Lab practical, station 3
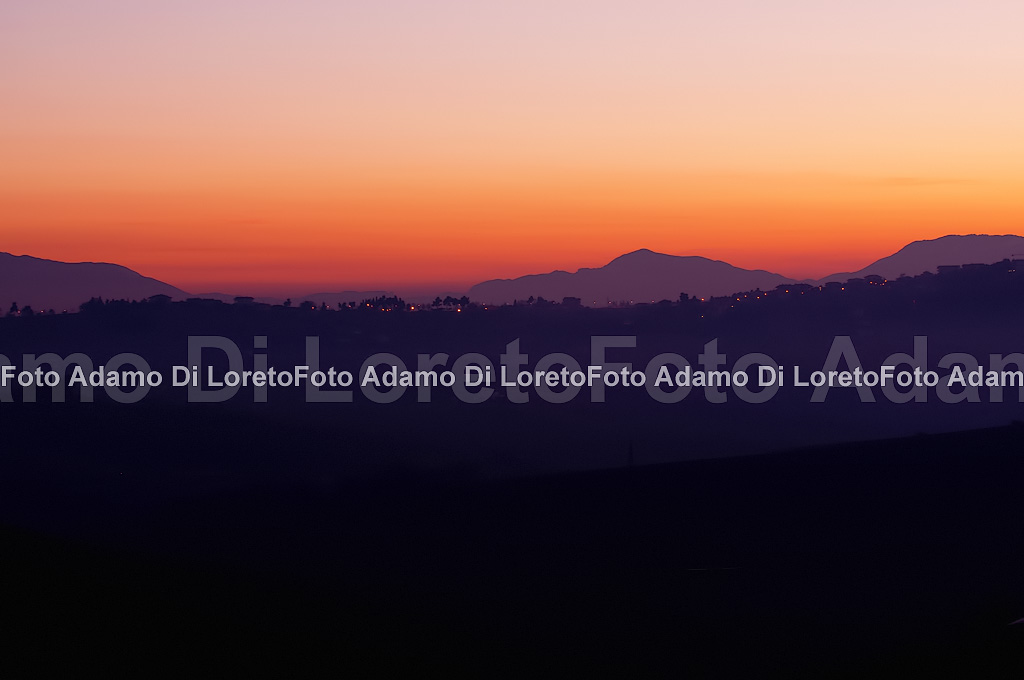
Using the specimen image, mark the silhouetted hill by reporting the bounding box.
[0,252,189,313]
[818,234,1024,283]
[469,249,799,305]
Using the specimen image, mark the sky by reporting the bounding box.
[3,1,1024,295]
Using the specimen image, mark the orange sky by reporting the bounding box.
[3,2,1023,295]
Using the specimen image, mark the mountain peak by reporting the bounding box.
[606,248,669,265]
[608,248,711,266]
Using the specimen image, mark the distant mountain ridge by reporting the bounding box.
[469,235,1024,305]
[0,252,189,313]
[0,252,397,312]
[469,249,800,305]
[816,234,1024,283]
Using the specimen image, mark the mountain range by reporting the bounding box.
[469,234,1024,305]
[3,234,1023,312]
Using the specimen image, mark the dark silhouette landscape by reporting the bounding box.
[3,244,1024,674]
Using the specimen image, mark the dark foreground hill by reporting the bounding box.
[3,423,1023,676]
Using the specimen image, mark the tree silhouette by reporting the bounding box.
[7,302,18,317]
[360,295,407,311]
[79,297,105,314]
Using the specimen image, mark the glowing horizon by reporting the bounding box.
[4,2,1024,294]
